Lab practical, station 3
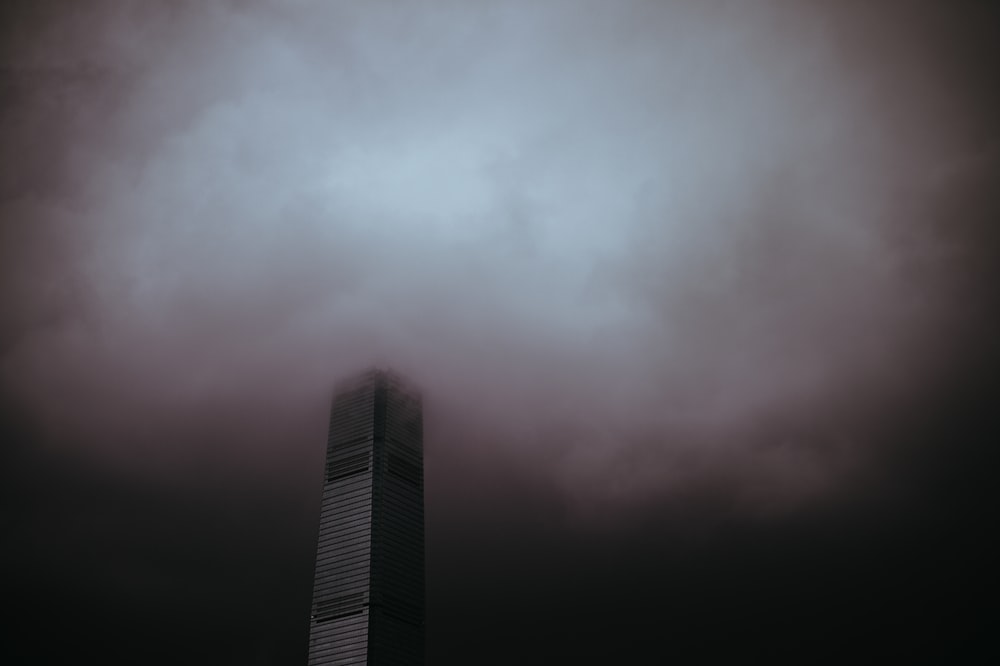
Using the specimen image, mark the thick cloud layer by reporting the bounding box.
[4,0,989,507]
[2,1,998,663]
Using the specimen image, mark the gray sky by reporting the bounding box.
[2,2,998,661]
[3,0,986,517]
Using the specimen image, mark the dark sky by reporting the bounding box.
[2,1,998,663]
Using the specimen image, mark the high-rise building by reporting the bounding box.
[307,368,425,665]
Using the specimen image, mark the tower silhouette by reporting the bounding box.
[307,368,424,665]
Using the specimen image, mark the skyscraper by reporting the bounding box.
[307,368,425,665]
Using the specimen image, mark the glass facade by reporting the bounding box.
[308,368,425,665]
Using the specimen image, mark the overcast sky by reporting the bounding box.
[2,1,998,663]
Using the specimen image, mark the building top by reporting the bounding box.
[333,365,422,399]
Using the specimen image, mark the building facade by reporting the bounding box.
[307,368,425,665]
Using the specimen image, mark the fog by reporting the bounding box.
[5,1,987,522]
[3,1,998,663]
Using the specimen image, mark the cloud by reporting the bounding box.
[1,0,993,522]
